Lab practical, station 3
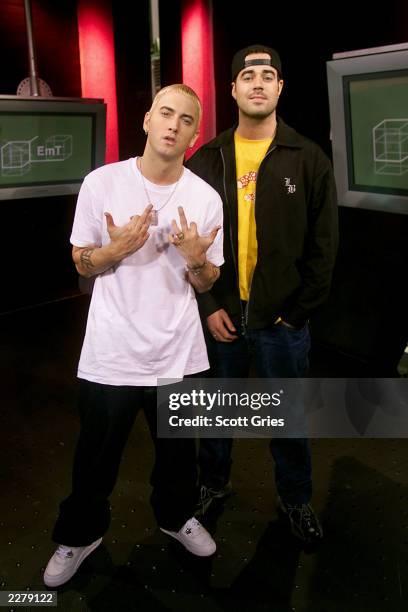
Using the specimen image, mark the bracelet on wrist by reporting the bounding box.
[186,260,207,276]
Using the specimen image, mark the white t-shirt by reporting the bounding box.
[70,157,224,386]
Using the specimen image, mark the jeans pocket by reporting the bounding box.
[276,319,308,333]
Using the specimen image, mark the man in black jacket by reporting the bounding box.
[186,45,338,544]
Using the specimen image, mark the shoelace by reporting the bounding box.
[199,486,212,501]
[56,545,73,558]
[287,504,316,533]
[198,486,211,513]
[299,506,316,532]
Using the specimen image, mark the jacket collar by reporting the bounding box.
[204,116,303,150]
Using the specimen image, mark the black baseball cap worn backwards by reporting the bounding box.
[231,45,282,81]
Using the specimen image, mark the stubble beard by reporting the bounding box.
[239,96,278,121]
[240,106,276,121]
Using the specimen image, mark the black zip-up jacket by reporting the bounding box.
[186,118,339,330]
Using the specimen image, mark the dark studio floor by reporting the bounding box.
[0,295,407,612]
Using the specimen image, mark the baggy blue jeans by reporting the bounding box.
[198,321,312,505]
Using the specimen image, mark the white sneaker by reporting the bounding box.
[43,538,102,587]
[160,517,216,556]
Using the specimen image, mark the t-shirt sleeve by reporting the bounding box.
[202,192,224,267]
[70,180,103,247]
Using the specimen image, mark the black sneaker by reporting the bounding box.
[278,498,323,544]
[195,482,233,516]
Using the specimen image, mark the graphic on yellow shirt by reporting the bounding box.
[235,133,272,301]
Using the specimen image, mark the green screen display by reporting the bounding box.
[345,71,408,195]
[0,113,94,187]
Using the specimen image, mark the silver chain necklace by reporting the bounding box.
[138,157,183,226]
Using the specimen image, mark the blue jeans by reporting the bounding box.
[198,321,312,505]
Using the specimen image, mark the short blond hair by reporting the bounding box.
[150,84,202,124]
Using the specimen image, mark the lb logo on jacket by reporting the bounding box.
[284,177,296,194]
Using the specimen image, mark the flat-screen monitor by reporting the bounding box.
[326,43,408,214]
[0,96,106,200]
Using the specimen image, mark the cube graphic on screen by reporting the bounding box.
[1,134,74,177]
[373,119,408,176]
[327,43,408,214]
[0,96,106,200]
[44,134,73,160]
[1,140,31,175]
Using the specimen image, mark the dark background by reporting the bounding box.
[0,0,407,373]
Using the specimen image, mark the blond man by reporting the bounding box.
[44,85,223,587]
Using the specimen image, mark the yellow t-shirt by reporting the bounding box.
[235,132,272,301]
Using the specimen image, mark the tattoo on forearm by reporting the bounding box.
[80,248,95,270]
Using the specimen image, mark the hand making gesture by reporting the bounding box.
[169,206,221,269]
[104,204,153,259]
[73,204,153,278]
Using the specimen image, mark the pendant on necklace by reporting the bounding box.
[150,209,159,226]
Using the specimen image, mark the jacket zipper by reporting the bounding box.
[220,148,246,334]
[245,144,277,327]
